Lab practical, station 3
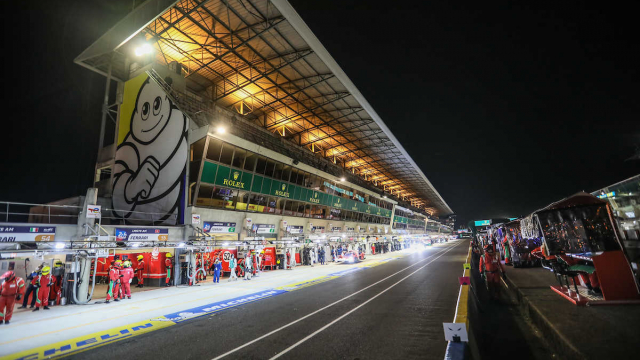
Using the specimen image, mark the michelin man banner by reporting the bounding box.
[112,72,187,224]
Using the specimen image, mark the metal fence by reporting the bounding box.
[0,201,178,226]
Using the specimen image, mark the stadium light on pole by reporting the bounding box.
[134,43,153,57]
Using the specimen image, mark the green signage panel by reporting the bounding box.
[333,196,344,208]
[307,190,321,205]
[272,180,291,198]
[251,175,264,193]
[474,220,491,226]
[214,166,251,190]
[262,178,273,196]
[200,162,218,184]
[200,161,392,219]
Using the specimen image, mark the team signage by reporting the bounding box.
[308,191,321,204]
[203,222,236,233]
[332,227,342,232]
[115,228,169,242]
[474,220,491,226]
[311,226,325,233]
[191,214,201,225]
[273,183,290,198]
[287,225,304,234]
[323,181,353,196]
[223,170,246,189]
[0,226,56,242]
[256,224,276,234]
[86,205,102,219]
[597,191,615,199]
[346,227,355,232]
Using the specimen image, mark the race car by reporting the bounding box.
[337,250,365,263]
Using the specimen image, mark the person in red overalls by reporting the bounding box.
[196,255,206,282]
[1,271,25,324]
[136,255,145,288]
[106,260,122,303]
[33,266,52,311]
[252,251,258,276]
[503,235,511,266]
[121,260,134,299]
[165,253,173,287]
[204,256,211,276]
[479,245,504,300]
[48,260,64,306]
[285,250,291,270]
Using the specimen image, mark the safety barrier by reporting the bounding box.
[444,242,477,360]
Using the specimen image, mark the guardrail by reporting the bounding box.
[444,242,475,360]
[0,201,178,225]
[1,201,82,224]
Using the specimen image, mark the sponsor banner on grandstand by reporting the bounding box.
[287,225,304,234]
[255,224,276,234]
[115,228,169,242]
[203,221,236,233]
[0,226,56,242]
[112,71,187,225]
[86,205,102,219]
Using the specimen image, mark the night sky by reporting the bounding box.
[4,0,639,227]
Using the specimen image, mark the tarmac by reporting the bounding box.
[503,263,640,360]
[0,241,467,360]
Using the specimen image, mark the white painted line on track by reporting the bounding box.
[210,242,461,360]
[269,242,464,359]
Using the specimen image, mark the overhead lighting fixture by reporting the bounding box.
[134,43,153,57]
[340,177,345,182]
[54,243,65,249]
[216,126,226,134]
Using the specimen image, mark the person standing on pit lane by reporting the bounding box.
[19,264,42,309]
[213,257,222,283]
[165,253,174,287]
[479,245,505,300]
[135,255,145,288]
[121,261,134,299]
[33,266,53,311]
[228,255,238,281]
[1,271,25,324]
[244,254,252,281]
[106,260,122,303]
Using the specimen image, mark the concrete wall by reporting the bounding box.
[190,206,407,241]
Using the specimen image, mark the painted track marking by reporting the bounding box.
[211,243,460,360]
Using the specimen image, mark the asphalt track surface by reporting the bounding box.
[71,241,468,360]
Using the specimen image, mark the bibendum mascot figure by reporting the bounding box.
[112,77,188,224]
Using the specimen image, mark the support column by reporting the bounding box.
[77,256,92,303]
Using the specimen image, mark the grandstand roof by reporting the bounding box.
[75,0,453,216]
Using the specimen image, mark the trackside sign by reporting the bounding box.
[0,226,56,242]
[159,289,287,323]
